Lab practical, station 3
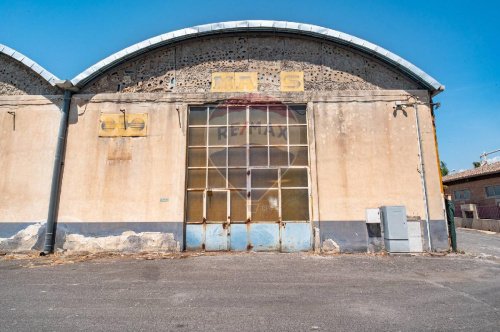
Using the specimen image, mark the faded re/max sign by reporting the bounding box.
[211,71,304,92]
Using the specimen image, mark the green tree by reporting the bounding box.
[440,161,449,176]
[472,161,481,168]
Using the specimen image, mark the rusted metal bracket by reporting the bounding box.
[7,111,15,131]
[119,109,127,130]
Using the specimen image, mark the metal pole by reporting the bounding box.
[41,89,73,255]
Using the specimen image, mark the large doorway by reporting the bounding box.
[185,103,311,251]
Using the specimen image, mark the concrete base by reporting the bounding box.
[319,221,369,253]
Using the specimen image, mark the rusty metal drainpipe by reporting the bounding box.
[414,102,432,252]
[41,89,73,255]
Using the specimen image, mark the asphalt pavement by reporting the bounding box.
[0,228,499,332]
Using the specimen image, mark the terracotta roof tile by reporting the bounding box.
[442,161,500,183]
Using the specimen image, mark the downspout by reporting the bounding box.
[414,102,432,252]
[41,86,74,255]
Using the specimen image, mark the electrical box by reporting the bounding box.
[380,206,410,253]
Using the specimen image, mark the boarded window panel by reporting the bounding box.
[251,189,279,222]
[282,189,309,221]
[269,106,287,124]
[288,105,307,124]
[189,107,207,126]
[188,148,206,167]
[231,190,247,222]
[289,126,307,144]
[228,168,247,188]
[228,126,246,145]
[187,191,203,222]
[250,147,268,166]
[251,169,278,188]
[281,168,308,187]
[228,106,246,125]
[187,169,206,189]
[289,146,308,166]
[249,106,267,125]
[269,147,288,166]
[209,107,227,125]
[209,127,227,146]
[188,127,206,146]
[206,191,227,221]
[249,126,267,145]
[208,147,226,167]
[268,126,287,145]
[208,168,226,188]
[228,147,246,166]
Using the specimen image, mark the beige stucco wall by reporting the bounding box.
[58,94,186,223]
[0,95,63,222]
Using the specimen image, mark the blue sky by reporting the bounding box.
[1,0,498,171]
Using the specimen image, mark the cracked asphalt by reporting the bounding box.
[0,228,499,331]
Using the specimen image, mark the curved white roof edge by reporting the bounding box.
[0,44,59,85]
[70,20,444,94]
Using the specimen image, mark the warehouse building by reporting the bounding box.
[0,21,448,253]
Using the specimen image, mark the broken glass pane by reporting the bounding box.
[189,107,207,126]
[250,147,268,166]
[206,191,227,221]
[186,191,203,222]
[251,189,279,222]
[251,169,278,188]
[231,190,247,222]
[209,106,227,125]
[289,146,308,166]
[281,168,308,187]
[228,147,246,166]
[249,126,267,145]
[188,147,206,167]
[188,127,206,146]
[207,168,226,188]
[281,189,309,221]
[208,147,226,167]
[249,106,267,125]
[228,168,247,188]
[187,169,206,189]
[228,106,246,125]
[209,127,227,146]
[289,126,307,144]
[269,147,288,166]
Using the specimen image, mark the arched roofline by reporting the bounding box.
[0,44,59,86]
[71,20,444,94]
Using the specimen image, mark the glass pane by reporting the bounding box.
[288,105,307,124]
[228,168,247,188]
[209,106,227,125]
[228,106,246,125]
[231,190,247,222]
[252,169,278,188]
[189,107,207,126]
[249,126,267,145]
[251,189,279,222]
[495,185,500,196]
[269,105,287,124]
[250,147,268,166]
[188,127,206,146]
[281,168,308,187]
[228,126,246,145]
[187,169,206,189]
[281,189,309,221]
[228,147,246,166]
[289,146,308,166]
[269,147,288,166]
[209,127,227,146]
[249,106,267,125]
[186,191,203,222]
[269,126,287,145]
[486,187,495,197]
[188,148,206,167]
[208,168,226,188]
[289,126,307,144]
[208,147,226,167]
[206,191,227,221]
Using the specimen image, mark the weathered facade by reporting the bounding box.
[0,21,448,253]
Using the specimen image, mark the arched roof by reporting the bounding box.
[0,44,59,85]
[71,20,444,94]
